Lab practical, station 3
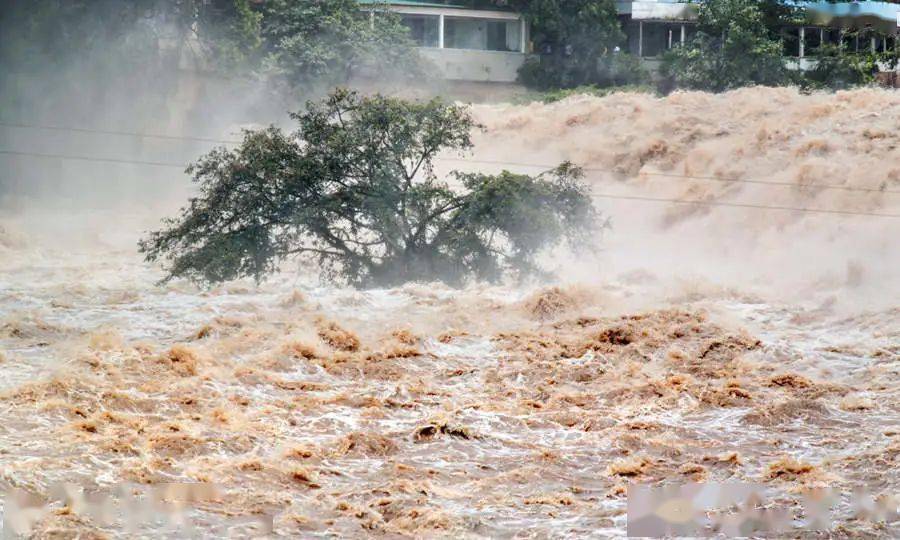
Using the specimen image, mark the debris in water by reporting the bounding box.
[87,329,123,351]
[523,493,575,506]
[678,462,708,481]
[413,419,477,442]
[702,451,743,466]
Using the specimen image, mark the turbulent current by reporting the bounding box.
[0,87,898,537]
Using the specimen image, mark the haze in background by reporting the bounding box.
[464,87,900,310]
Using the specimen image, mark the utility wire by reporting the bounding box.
[590,193,900,218]
[0,120,241,145]
[1,148,898,218]
[437,156,900,195]
[2,120,897,194]
[0,149,188,169]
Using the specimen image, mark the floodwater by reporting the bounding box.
[1,87,899,537]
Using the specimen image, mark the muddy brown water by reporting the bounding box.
[0,247,896,538]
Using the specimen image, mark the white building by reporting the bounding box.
[360,0,529,83]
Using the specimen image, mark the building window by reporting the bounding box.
[400,14,440,47]
[641,23,669,57]
[627,22,693,58]
[445,18,521,51]
[486,20,508,51]
[805,27,822,55]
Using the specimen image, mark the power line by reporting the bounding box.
[0,149,188,169]
[0,121,241,146]
[437,156,900,195]
[610,169,898,195]
[590,193,900,218]
[2,120,896,195]
[1,148,898,218]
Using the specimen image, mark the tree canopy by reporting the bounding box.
[140,90,599,287]
[660,0,794,92]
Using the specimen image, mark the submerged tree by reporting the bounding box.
[140,90,599,287]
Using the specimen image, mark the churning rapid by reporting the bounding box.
[1,87,898,537]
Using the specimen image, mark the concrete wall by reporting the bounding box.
[419,48,526,83]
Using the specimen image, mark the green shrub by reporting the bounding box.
[518,57,566,90]
[660,0,794,92]
[804,40,899,90]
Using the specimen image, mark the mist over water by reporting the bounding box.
[465,87,900,311]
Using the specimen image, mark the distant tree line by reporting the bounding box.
[660,0,899,92]
[472,0,898,92]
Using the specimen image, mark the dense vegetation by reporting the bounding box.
[805,41,899,89]
[660,0,793,92]
[660,0,898,92]
[502,0,897,93]
[140,90,599,287]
